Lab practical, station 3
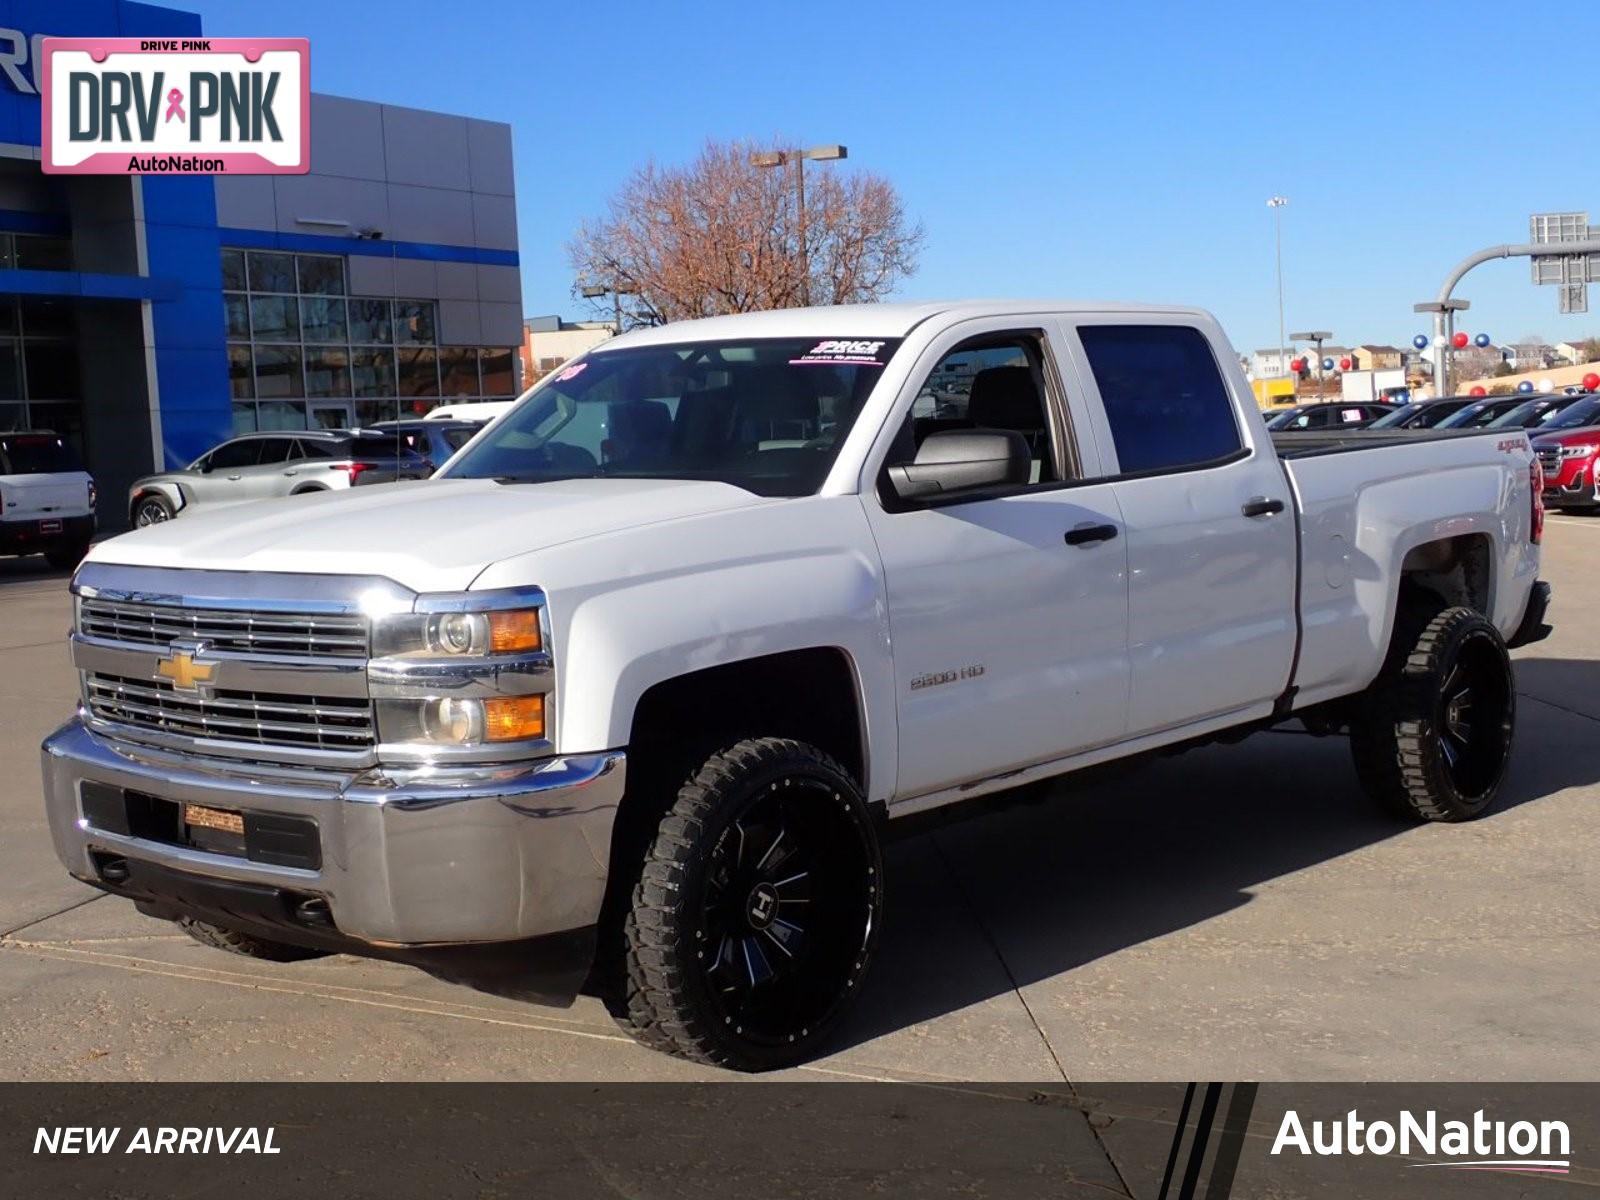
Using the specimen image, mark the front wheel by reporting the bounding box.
[616,737,882,1071]
[1350,605,1515,822]
[131,494,174,527]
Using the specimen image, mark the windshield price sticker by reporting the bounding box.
[41,37,309,175]
[790,339,892,366]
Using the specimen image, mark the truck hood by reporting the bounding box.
[88,477,775,593]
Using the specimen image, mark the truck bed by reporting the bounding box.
[1270,426,1513,459]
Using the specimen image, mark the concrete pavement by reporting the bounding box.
[2,519,1597,1081]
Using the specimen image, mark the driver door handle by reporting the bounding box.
[283,470,298,477]
[1064,522,1119,547]
[1241,496,1285,518]
[225,474,243,481]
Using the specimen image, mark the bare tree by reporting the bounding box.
[569,140,923,326]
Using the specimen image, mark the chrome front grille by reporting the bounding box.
[1537,448,1561,478]
[79,598,368,659]
[86,672,376,751]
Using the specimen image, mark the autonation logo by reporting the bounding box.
[1272,1108,1572,1175]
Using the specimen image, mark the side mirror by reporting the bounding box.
[886,429,1031,502]
[196,459,213,474]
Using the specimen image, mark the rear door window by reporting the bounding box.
[0,434,82,474]
[254,437,296,464]
[206,440,263,470]
[1077,325,1243,474]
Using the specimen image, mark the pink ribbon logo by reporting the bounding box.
[164,88,185,123]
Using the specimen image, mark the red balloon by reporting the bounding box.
[1289,358,1305,372]
[1584,372,1600,392]
[1469,386,1487,397]
[1338,357,1351,371]
[1452,331,1469,349]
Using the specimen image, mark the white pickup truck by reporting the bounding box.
[42,301,1552,1071]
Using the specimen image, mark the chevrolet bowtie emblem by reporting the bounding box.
[156,650,215,692]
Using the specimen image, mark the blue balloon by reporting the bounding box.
[1517,381,1535,393]
[1321,357,1335,371]
[1473,332,1491,348]
[1412,334,1429,350]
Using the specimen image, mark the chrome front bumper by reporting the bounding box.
[41,716,625,946]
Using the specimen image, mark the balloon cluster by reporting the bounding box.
[1413,331,1491,351]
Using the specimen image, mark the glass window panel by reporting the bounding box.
[254,346,303,398]
[250,295,299,342]
[247,251,297,293]
[354,399,402,427]
[349,298,392,344]
[397,346,439,397]
[395,300,436,345]
[0,235,13,271]
[24,342,80,398]
[221,248,246,291]
[0,299,17,336]
[0,402,25,431]
[304,347,352,398]
[300,296,347,344]
[20,298,73,337]
[256,401,308,430]
[480,347,515,396]
[0,343,19,400]
[227,344,254,399]
[14,235,72,271]
[351,347,395,399]
[231,402,258,435]
[297,255,345,295]
[224,294,250,339]
[27,402,84,446]
[439,347,478,398]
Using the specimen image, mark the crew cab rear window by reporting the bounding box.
[1077,325,1243,475]
[0,434,82,474]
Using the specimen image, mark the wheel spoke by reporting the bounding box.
[760,927,795,959]
[754,826,786,872]
[773,870,809,891]
[1440,736,1458,767]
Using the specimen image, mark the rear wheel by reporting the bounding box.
[616,737,882,1071]
[1350,605,1515,822]
[131,494,174,527]
[177,917,331,963]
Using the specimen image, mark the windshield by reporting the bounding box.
[1263,407,1304,430]
[1488,397,1577,428]
[1537,395,1600,431]
[1369,399,1468,429]
[443,336,901,497]
[1438,400,1509,428]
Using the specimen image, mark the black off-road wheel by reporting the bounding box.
[616,737,882,1071]
[1350,605,1515,822]
[176,917,331,963]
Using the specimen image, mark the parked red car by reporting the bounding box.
[1530,395,1600,511]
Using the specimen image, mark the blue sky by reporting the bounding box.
[189,0,1600,354]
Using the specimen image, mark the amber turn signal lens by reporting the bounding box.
[483,695,544,742]
[488,610,542,653]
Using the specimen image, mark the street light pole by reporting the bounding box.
[1268,197,1288,378]
[579,280,638,335]
[750,144,848,307]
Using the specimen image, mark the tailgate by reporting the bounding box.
[2,473,89,520]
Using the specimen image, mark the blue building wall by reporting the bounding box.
[0,0,231,468]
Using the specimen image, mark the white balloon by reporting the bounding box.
[1433,335,1450,349]
[1537,378,1555,393]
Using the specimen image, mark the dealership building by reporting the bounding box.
[0,0,522,519]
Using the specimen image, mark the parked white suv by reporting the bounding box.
[127,429,432,526]
[0,430,95,569]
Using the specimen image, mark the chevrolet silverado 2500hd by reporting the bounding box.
[42,302,1553,1071]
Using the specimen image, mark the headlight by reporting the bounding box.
[368,588,552,759]
[378,695,546,747]
[1560,445,1595,458]
[374,607,542,658]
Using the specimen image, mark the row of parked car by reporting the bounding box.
[0,402,515,571]
[1263,391,1600,512]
